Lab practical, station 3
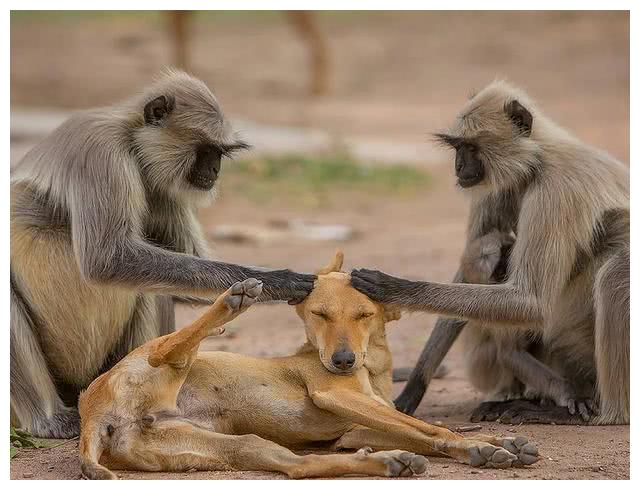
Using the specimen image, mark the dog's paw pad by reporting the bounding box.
[225,279,263,311]
[470,444,518,469]
[494,436,540,467]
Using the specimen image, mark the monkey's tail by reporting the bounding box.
[392,364,449,383]
[79,420,117,480]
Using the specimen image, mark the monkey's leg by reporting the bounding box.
[10,284,79,438]
[593,248,629,425]
[101,418,427,479]
[472,348,596,424]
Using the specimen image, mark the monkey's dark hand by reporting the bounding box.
[249,269,316,305]
[351,268,417,305]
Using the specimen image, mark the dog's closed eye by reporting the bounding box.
[357,312,374,320]
[311,310,329,320]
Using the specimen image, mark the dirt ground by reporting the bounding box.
[9,11,629,480]
[9,163,630,480]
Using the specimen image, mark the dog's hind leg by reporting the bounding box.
[147,278,263,369]
[104,417,427,478]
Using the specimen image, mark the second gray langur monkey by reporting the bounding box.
[396,223,586,422]
[352,80,629,425]
[10,70,315,438]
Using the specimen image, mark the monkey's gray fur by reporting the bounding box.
[353,80,629,425]
[10,70,314,438]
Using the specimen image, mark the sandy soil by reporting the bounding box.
[9,11,629,480]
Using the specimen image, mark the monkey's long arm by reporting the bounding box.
[351,271,542,326]
[68,152,313,303]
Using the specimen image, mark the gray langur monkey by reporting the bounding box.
[10,70,315,438]
[352,80,629,425]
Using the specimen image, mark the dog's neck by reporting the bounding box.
[296,325,394,403]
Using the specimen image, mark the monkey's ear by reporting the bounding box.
[505,99,533,137]
[144,95,175,125]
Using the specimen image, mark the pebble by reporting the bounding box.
[22,472,34,479]
[470,470,482,474]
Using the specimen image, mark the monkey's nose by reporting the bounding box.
[331,350,356,371]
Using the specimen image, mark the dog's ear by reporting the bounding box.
[316,250,344,275]
[383,306,402,323]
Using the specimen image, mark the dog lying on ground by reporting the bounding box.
[79,252,539,479]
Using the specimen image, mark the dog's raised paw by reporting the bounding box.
[369,450,428,477]
[224,278,263,312]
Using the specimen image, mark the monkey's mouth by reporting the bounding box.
[188,170,218,190]
[457,174,484,188]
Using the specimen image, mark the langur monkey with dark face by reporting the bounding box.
[10,71,315,438]
[352,81,629,425]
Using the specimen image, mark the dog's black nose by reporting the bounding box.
[331,349,356,371]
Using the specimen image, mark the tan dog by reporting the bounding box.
[78,252,539,479]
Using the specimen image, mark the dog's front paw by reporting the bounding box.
[224,278,263,312]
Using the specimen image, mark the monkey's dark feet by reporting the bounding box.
[28,406,80,439]
[567,397,599,422]
[253,269,316,305]
[350,269,415,305]
[470,400,526,423]
[471,399,588,425]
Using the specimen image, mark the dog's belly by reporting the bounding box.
[178,353,355,447]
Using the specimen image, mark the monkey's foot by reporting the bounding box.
[29,406,80,439]
[467,443,520,469]
[358,447,428,477]
[489,436,540,467]
[566,398,599,422]
[471,399,586,425]
[224,278,263,312]
[471,400,525,422]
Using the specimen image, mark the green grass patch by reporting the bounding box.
[220,153,429,206]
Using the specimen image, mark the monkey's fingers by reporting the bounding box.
[567,398,596,422]
[350,269,402,303]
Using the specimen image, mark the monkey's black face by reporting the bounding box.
[455,144,485,188]
[188,144,223,190]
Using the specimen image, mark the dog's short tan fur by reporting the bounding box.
[79,253,539,479]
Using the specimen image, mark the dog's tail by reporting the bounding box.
[79,419,117,480]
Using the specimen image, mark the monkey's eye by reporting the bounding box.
[311,311,329,320]
[218,146,237,159]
